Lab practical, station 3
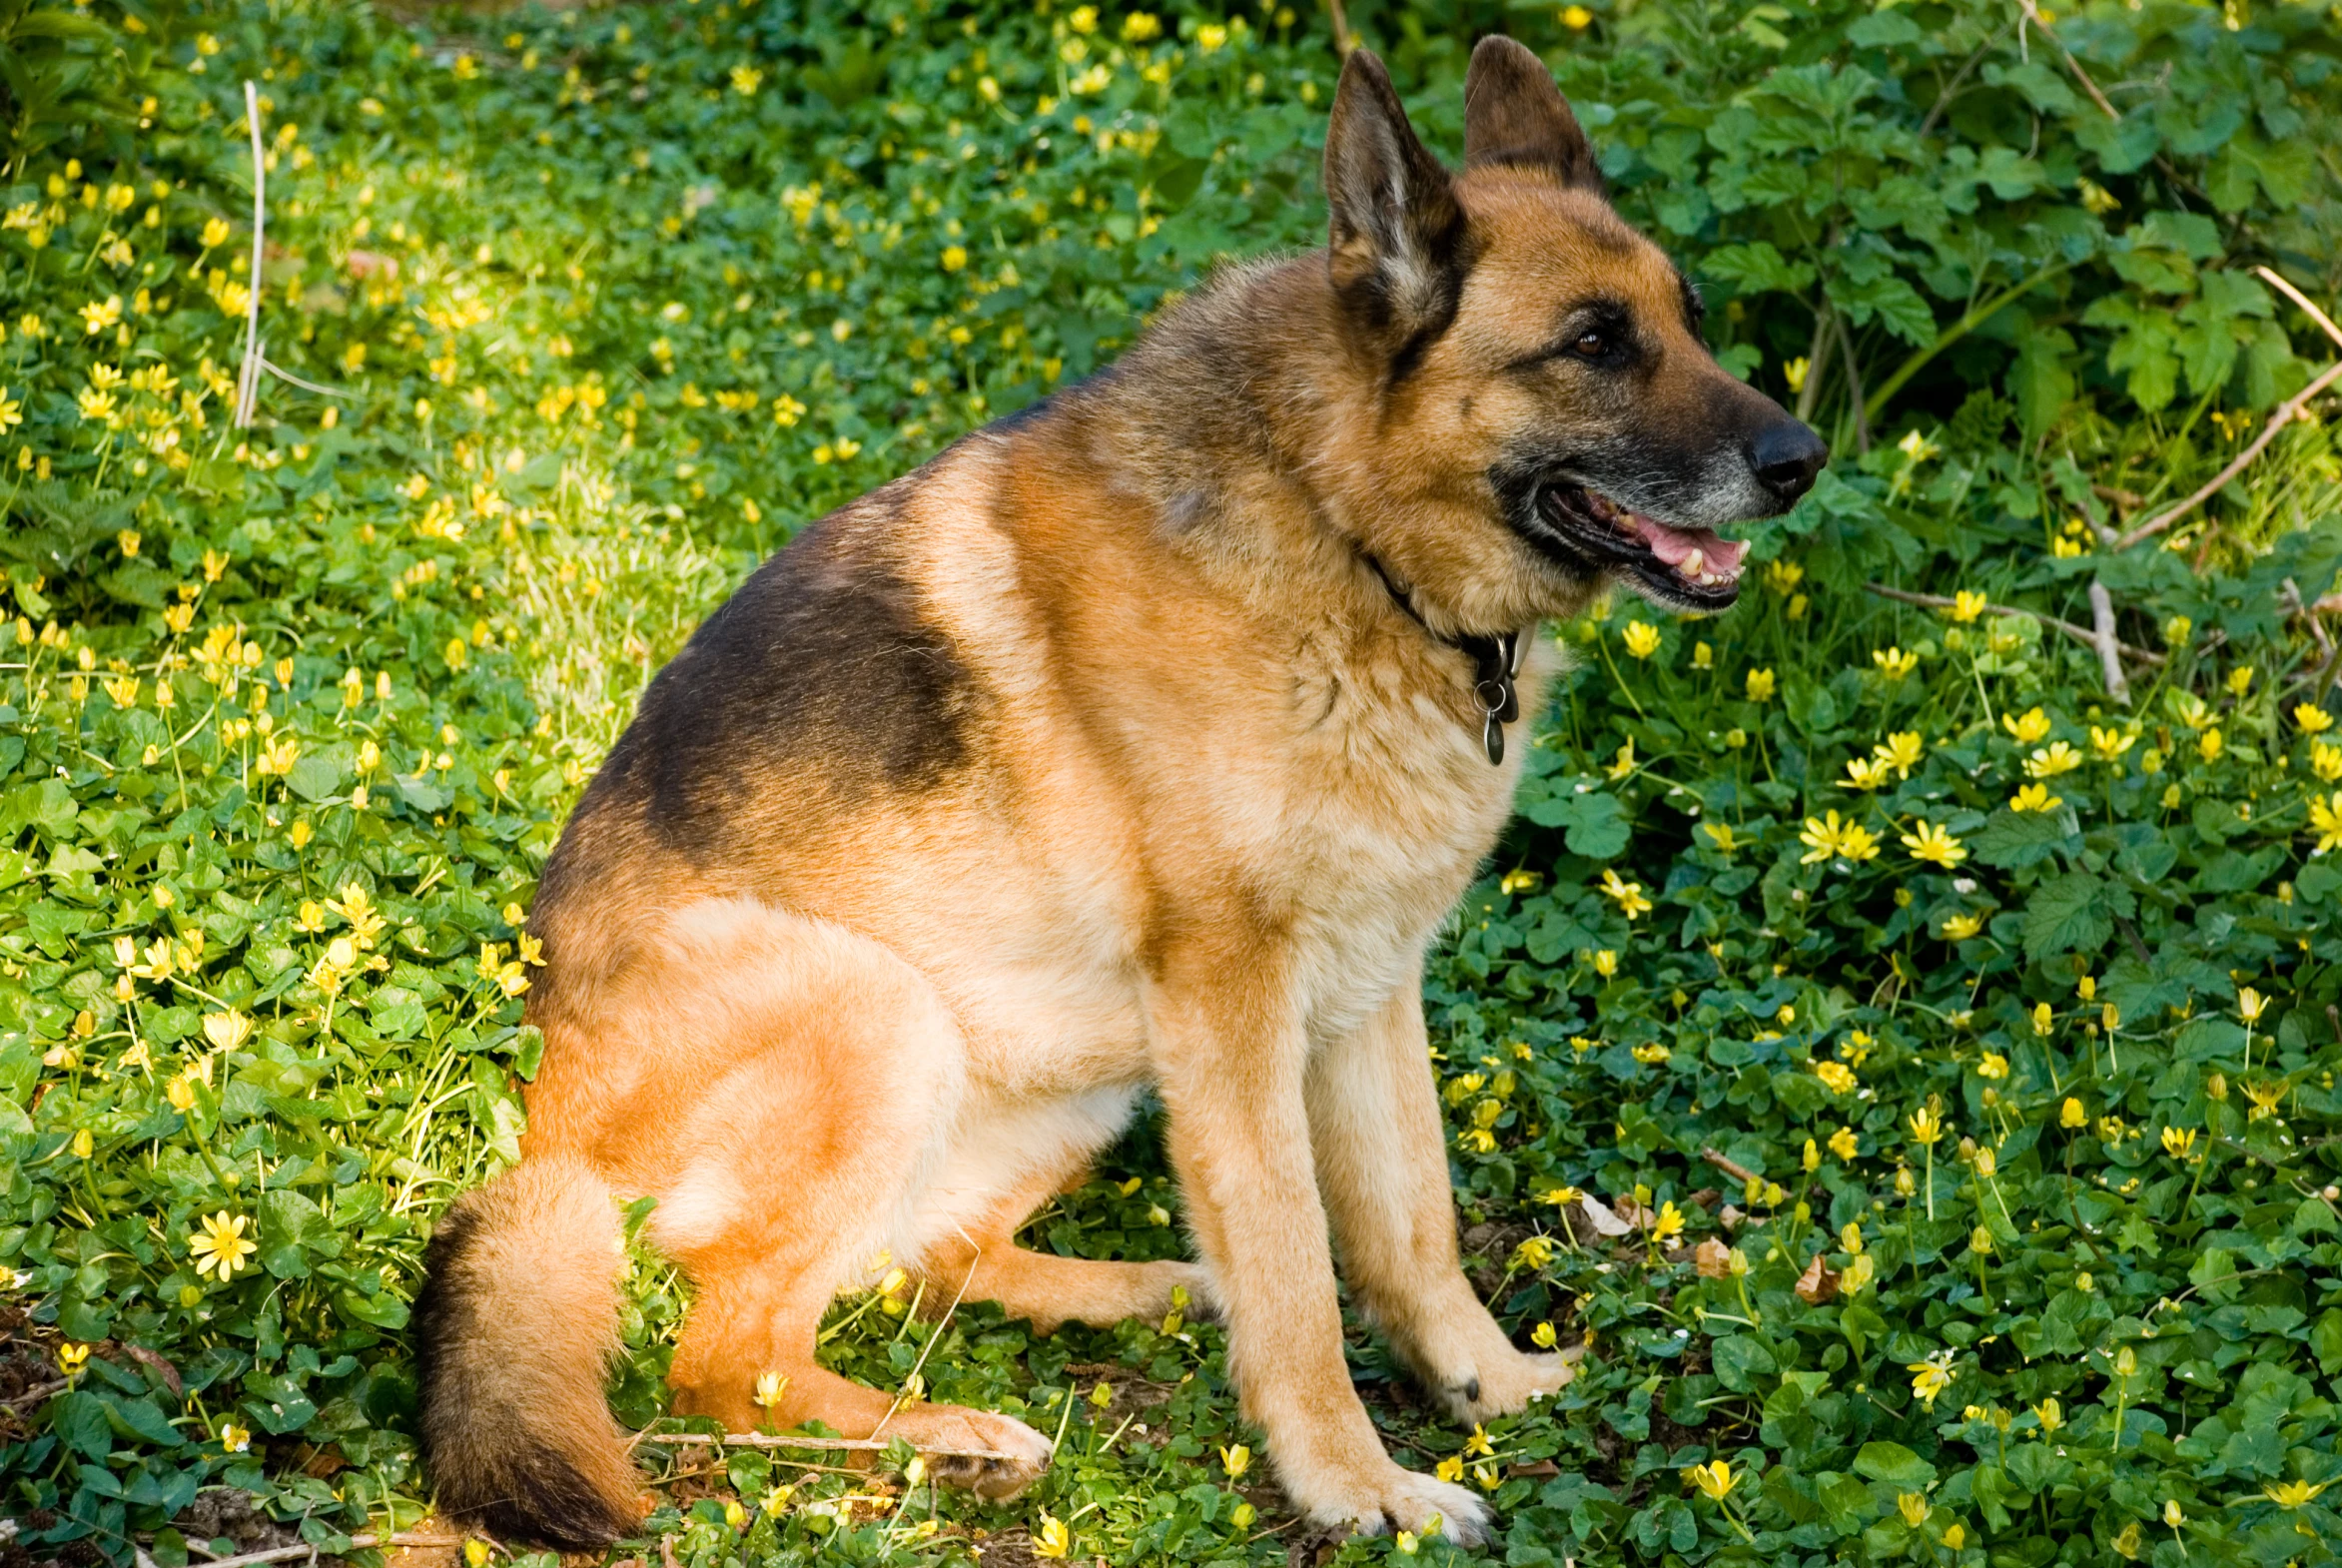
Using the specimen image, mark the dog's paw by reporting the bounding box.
[1435,1343,1584,1423]
[920,1408,1056,1501]
[1286,1459,1493,1547]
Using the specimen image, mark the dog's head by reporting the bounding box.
[1323,38,1825,618]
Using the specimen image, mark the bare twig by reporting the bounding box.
[1323,0,1354,54]
[2114,268,2342,551]
[629,1429,1022,1462]
[2088,578,2130,704]
[1701,1146,1763,1186]
[170,1533,463,1568]
[1864,581,2166,665]
[2018,0,2122,121]
[236,81,266,428]
[0,1376,67,1410]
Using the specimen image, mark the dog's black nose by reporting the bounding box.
[1750,419,1828,504]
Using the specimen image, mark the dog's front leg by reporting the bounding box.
[1147,949,1491,1545]
[1309,974,1581,1424]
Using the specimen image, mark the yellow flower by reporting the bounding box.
[1977,1051,2008,1079]
[1897,427,1940,463]
[1782,356,1810,392]
[1630,1042,1671,1064]
[2198,727,2222,763]
[1687,1459,1735,1500]
[2312,742,2342,782]
[1600,868,1652,919]
[1561,3,1595,25]
[58,1341,90,1375]
[2090,725,2136,764]
[1909,1106,1943,1146]
[203,1010,253,1053]
[2238,986,2266,1024]
[2002,706,2051,745]
[1898,1491,1931,1527]
[1701,820,1741,854]
[1216,1442,1251,1479]
[2025,740,2083,778]
[754,1370,789,1411]
[1622,620,1661,659]
[1032,1515,1072,1559]
[1592,949,1618,978]
[1843,755,1891,791]
[1908,1350,1955,1407]
[1875,731,1924,777]
[729,64,763,95]
[1608,737,1636,780]
[2297,703,2335,735]
[220,1421,252,1453]
[1829,1126,1859,1161]
[1693,640,1713,668]
[1194,21,1227,49]
[1948,590,1987,623]
[1651,1200,1685,1241]
[2112,1521,2143,1558]
[78,388,119,425]
[2009,782,2060,813]
[2160,1126,2197,1160]
[81,295,124,334]
[1873,646,1918,680]
[2162,1500,2183,1528]
[940,244,968,272]
[2029,1002,2053,1037]
[201,216,233,249]
[1799,810,1879,864]
[1436,1454,1465,1484]
[1814,1061,1857,1094]
[188,1210,256,1280]
[1746,667,1776,701]
[2265,1479,2327,1508]
[1941,912,1982,941]
[2061,1097,2086,1128]
[1900,819,1965,868]
[2312,793,2342,855]
[1121,12,1163,42]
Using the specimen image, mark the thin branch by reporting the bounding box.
[259,360,353,399]
[2018,0,2121,120]
[2113,268,2342,550]
[169,1534,464,1568]
[1322,0,1354,54]
[1863,581,2166,665]
[2111,361,2342,549]
[235,81,266,428]
[1701,1146,1763,1186]
[2088,578,2130,704]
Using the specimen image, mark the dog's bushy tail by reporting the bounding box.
[413,1154,641,1548]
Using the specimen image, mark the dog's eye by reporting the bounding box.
[1573,332,1607,358]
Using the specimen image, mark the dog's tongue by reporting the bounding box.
[1629,514,1749,577]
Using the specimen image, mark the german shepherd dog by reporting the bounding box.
[414,37,1824,1548]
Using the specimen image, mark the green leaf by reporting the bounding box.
[1853,1441,1937,1489]
[285,751,347,804]
[1968,804,2079,869]
[2022,870,2131,960]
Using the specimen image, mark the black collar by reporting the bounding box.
[1359,552,1529,765]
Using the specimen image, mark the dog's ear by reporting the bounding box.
[1462,36,1601,190]
[1323,48,1466,341]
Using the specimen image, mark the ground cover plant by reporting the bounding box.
[5,0,2342,1564]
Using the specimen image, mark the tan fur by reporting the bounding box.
[415,38,1818,1548]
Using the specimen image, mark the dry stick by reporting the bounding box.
[2113,268,2342,551]
[235,81,265,428]
[168,1534,464,1568]
[632,1429,1022,1462]
[1322,0,1354,54]
[1864,581,2166,665]
[2017,0,2122,122]
[1700,1146,1763,1187]
[2087,578,2130,704]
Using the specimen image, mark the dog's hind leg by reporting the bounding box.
[599,901,1054,1498]
[910,1130,1214,1333]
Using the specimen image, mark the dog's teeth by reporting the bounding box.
[1683,548,1705,577]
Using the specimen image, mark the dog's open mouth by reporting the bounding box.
[1537,483,1749,609]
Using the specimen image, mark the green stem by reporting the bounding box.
[1866,261,2072,422]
